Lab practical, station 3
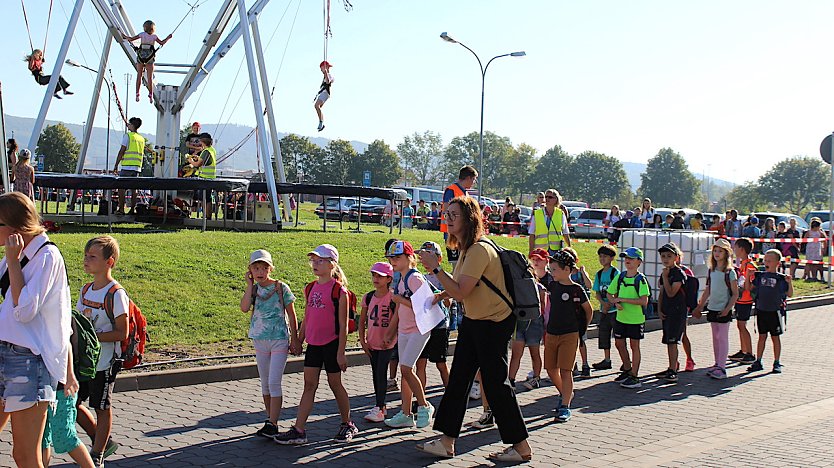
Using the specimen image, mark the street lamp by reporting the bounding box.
[440,32,525,202]
[66,59,113,173]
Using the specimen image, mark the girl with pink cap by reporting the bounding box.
[358,262,397,422]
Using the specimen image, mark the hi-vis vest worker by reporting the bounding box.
[440,165,479,234]
[439,183,466,233]
[198,146,217,179]
[528,189,571,255]
[121,132,146,169]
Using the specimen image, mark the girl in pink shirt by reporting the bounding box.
[358,262,397,423]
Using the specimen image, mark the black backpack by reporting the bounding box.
[680,267,700,313]
[476,239,541,320]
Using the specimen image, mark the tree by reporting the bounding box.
[571,151,630,206]
[533,145,574,197]
[313,139,357,185]
[397,131,444,186]
[279,134,321,182]
[350,140,402,187]
[725,182,766,214]
[638,148,699,207]
[757,156,829,214]
[36,123,80,173]
[504,143,537,202]
[443,131,515,196]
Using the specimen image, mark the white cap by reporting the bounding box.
[249,249,274,267]
[308,244,339,262]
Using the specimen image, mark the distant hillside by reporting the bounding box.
[622,161,735,197]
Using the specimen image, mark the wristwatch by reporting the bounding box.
[432,266,443,275]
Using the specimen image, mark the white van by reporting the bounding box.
[395,186,445,205]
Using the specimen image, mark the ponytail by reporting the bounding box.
[332,262,348,286]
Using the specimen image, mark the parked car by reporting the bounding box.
[517,205,533,230]
[569,208,609,238]
[753,212,808,235]
[562,200,588,210]
[314,197,366,221]
[805,210,831,224]
[348,197,394,223]
[394,186,445,205]
[653,207,700,227]
[701,212,723,229]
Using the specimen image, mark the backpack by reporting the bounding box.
[305,281,358,335]
[679,266,700,313]
[82,282,149,370]
[595,267,617,287]
[70,309,101,382]
[615,272,654,318]
[476,239,542,320]
[400,269,450,327]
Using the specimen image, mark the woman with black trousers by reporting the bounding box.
[415,196,532,463]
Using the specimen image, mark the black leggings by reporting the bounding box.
[433,314,528,444]
[34,73,70,92]
[369,348,396,409]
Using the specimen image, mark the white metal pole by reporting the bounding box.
[28,0,86,153]
[236,0,280,224]
[76,34,113,174]
[0,83,9,192]
[251,18,291,221]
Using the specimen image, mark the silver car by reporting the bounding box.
[569,208,609,238]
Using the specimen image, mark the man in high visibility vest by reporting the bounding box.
[441,165,478,266]
[113,117,146,214]
[190,132,217,219]
[528,188,572,256]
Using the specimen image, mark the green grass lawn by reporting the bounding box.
[43,202,832,360]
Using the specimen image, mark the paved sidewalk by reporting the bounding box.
[2,305,833,467]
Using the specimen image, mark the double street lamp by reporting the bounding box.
[66,59,113,172]
[440,32,525,202]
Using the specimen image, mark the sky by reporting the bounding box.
[3,0,834,184]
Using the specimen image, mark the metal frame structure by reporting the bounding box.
[28,0,290,223]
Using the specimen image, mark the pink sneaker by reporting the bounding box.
[684,358,696,372]
[364,406,386,423]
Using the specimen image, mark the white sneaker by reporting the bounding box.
[364,406,386,423]
[469,381,481,400]
[527,370,535,380]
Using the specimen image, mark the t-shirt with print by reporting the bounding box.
[608,272,650,325]
[396,269,427,334]
[593,266,619,313]
[77,281,128,372]
[453,241,512,322]
[249,282,295,341]
[707,268,738,311]
[659,267,687,315]
[365,291,396,350]
[304,279,345,346]
[545,281,590,336]
[752,271,789,312]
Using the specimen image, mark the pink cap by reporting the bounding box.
[370,262,394,277]
[308,244,339,262]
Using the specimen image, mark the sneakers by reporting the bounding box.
[684,358,696,372]
[740,353,756,365]
[772,361,783,374]
[707,367,727,380]
[317,122,325,132]
[592,359,612,370]
[527,370,536,380]
[620,375,641,388]
[662,369,678,382]
[103,438,119,459]
[613,369,631,382]
[64,89,74,96]
[416,403,435,428]
[467,410,495,429]
[469,381,481,400]
[729,350,746,362]
[53,93,62,99]
[90,451,104,468]
[387,378,399,392]
[521,376,541,391]
[334,421,359,442]
[579,365,591,379]
[555,405,572,423]
[274,426,307,445]
[364,406,386,423]
[747,360,764,372]
[256,420,279,438]
[384,410,415,428]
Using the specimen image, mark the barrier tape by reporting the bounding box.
[750,252,833,266]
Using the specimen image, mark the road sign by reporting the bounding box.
[363,171,371,187]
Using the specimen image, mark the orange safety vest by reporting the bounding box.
[439,183,466,233]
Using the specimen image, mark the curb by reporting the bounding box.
[115,294,833,393]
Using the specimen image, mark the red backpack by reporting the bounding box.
[304,281,358,334]
[82,282,149,370]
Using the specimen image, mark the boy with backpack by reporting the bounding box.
[75,236,135,466]
[655,243,689,382]
[730,238,758,365]
[746,249,793,374]
[607,247,651,389]
[592,245,619,371]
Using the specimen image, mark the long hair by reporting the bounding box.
[0,192,45,236]
[708,246,731,272]
[446,196,485,252]
[7,139,18,154]
[23,49,43,62]
[332,262,348,286]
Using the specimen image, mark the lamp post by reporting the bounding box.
[66,59,112,173]
[440,32,525,202]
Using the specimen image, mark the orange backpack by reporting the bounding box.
[82,282,149,370]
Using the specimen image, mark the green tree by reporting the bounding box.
[397,131,444,186]
[571,151,630,206]
[350,140,402,187]
[279,134,321,182]
[36,123,80,173]
[504,143,537,202]
[533,145,574,197]
[725,182,767,213]
[313,139,357,185]
[638,148,699,207]
[757,156,829,214]
[443,131,515,196]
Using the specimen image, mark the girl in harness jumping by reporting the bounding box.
[314,61,334,132]
[123,20,172,103]
[24,49,72,99]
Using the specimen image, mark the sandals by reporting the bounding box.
[488,447,532,462]
[416,439,454,458]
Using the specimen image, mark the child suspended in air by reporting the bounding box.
[123,20,172,103]
[314,61,334,132]
[24,49,72,99]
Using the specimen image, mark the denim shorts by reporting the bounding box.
[0,341,57,412]
[514,316,544,346]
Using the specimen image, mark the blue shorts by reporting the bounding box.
[514,316,544,346]
[42,390,83,454]
[0,341,57,412]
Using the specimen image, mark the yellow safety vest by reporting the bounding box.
[533,207,565,251]
[198,146,217,179]
[121,131,146,169]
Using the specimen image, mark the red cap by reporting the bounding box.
[385,240,414,257]
[192,121,200,127]
[529,248,549,261]
[320,60,332,68]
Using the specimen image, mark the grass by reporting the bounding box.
[43,202,832,360]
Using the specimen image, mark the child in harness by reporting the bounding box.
[24,49,73,98]
[123,20,172,103]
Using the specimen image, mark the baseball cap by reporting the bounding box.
[620,247,644,260]
[529,248,549,261]
[749,217,759,224]
[420,241,442,256]
[192,121,200,127]
[308,244,339,262]
[658,242,682,256]
[370,262,394,277]
[18,148,31,160]
[597,245,618,257]
[320,60,332,68]
[249,249,273,267]
[548,249,577,268]
[713,238,733,254]
[385,240,415,257]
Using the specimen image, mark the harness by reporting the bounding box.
[135,43,157,64]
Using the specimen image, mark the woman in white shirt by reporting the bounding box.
[640,198,655,228]
[0,192,72,466]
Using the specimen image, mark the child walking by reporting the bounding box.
[275,244,358,444]
[384,241,436,429]
[416,241,451,391]
[511,249,548,391]
[567,247,593,378]
[607,247,650,389]
[358,262,397,423]
[746,249,793,374]
[240,250,300,439]
[655,242,688,382]
[729,238,758,365]
[592,245,619,371]
[123,20,172,103]
[693,239,738,380]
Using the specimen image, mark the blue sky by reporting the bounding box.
[3,0,834,183]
